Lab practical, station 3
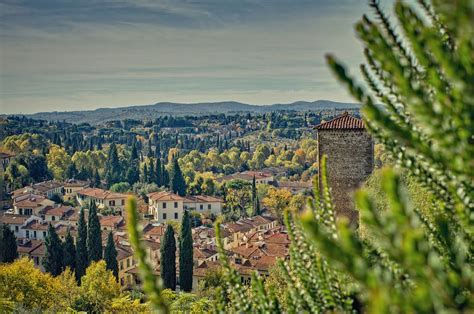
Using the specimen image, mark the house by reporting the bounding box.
[0,151,14,171]
[142,223,166,240]
[77,188,128,215]
[217,171,274,184]
[16,238,45,271]
[55,224,77,242]
[183,195,224,215]
[100,215,126,231]
[64,179,89,201]
[21,219,49,240]
[274,180,313,194]
[12,180,64,200]
[194,247,219,263]
[13,194,55,216]
[39,205,75,222]
[147,191,184,223]
[0,213,30,237]
[117,243,136,286]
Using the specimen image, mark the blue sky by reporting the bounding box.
[0,0,388,114]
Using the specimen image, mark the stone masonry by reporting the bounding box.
[315,112,374,226]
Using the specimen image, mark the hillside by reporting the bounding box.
[13,100,359,124]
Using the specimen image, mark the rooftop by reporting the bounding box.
[77,187,128,200]
[315,112,365,130]
[148,191,184,202]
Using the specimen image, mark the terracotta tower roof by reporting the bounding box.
[315,112,365,130]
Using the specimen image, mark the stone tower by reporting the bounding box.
[315,112,374,226]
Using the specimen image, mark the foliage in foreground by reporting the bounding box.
[212,0,473,313]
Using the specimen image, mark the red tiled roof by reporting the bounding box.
[148,191,184,202]
[184,195,224,203]
[78,188,127,200]
[0,214,29,225]
[315,112,365,130]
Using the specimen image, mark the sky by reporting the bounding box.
[0,0,387,114]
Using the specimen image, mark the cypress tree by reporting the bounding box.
[93,169,101,188]
[162,163,169,188]
[251,175,258,216]
[170,158,186,196]
[130,141,139,161]
[87,201,102,262]
[143,163,148,183]
[104,231,119,281]
[43,224,63,276]
[105,143,121,187]
[155,158,163,186]
[160,224,176,290]
[149,159,155,184]
[126,161,140,185]
[63,227,76,271]
[179,210,193,291]
[0,224,18,263]
[76,208,88,282]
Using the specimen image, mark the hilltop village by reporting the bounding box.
[0,109,373,306]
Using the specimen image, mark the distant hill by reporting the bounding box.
[12,100,359,124]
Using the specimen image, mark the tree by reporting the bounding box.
[104,231,118,281]
[43,224,63,276]
[63,228,76,272]
[0,258,71,311]
[179,210,193,292]
[160,224,176,290]
[251,175,259,216]
[262,188,292,223]
[126,161,140,186]
[27,154,51,182]
[46,144,72,180]
[87,201,102,262]
[170,158,187,196]
[155,158,163,186]
[75,261,120,313]
[76,208,89,282]
[0,224,18,263]
[214,0,474,312]
[110,182,131,193]
[105,143,121,187]
[93,169,101,188]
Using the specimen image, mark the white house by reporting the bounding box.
[147,191,184,223]
[64,179,89,201]
[77,188,128,215]
[13,194,55,216]
[183,195,223,215]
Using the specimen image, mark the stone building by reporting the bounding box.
[315,112,374,226]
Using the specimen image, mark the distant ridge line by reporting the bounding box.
[9,99,360,124]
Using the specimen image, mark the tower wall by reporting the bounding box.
[317,129,373,225]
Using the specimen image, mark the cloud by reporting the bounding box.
[0,0,375,114]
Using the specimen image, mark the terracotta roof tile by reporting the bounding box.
[315,112,365,130]
[147,191,184,202]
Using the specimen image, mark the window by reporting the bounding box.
[208,204,211,210]
[52,216,56,221]
[109,200,115,206]
[174,202,178,208]
[163,202,167,209]
[126,258,130,268]
[15,226,19,232]
[33,231,37,238]
[26,230,30,238]
[121,199,125,205]
[174,212,178,219]
[120,261,124,270]
[163,213,167,220]
[43,231,46,237]
[200,204,204,210]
